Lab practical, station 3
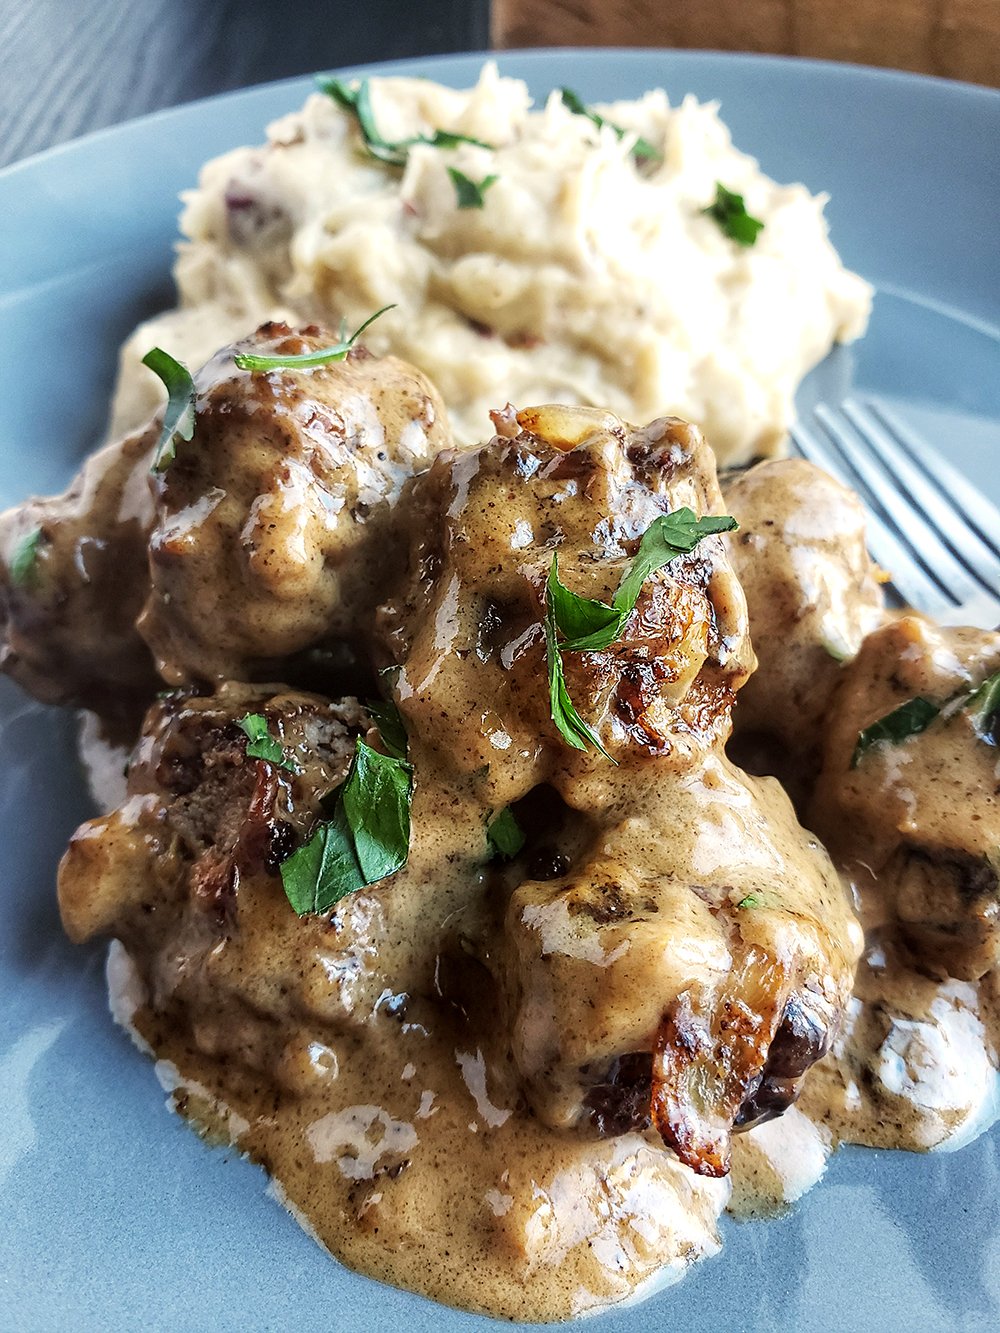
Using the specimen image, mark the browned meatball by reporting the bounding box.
[57,683,398,1079]
[722,458,885,796]
[0,427,156,714]
[374,401,857,1176]
[500,755,860,1176]
[810,615,1000,980]
[139,322,453,685]
[380,403,754,809]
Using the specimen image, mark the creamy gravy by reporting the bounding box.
[7,324,996,1320]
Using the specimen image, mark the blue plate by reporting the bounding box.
[1,50,998,1333]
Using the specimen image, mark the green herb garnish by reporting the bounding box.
[851,697,940,768]
[234,305,395,372]
[365,696,409,762]
[703,183,765,247]
[545,570,616,761]
[559,87,659,165]
[237,713,300,773]
[487,807,526,860]
[544,508,737,758]
[142,347,196,473]
[737,894,761,910]
[9,526,41,587]
[449,167,498,209]
[319,76,493,167]
[966,670,1000,746]
[320,76,405,164]
[280,737,413,916]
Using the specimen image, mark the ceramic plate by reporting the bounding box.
[1,49,998,1333]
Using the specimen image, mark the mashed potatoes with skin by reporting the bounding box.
[112,64,871,463]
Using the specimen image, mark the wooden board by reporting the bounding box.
[492,0,1000,87]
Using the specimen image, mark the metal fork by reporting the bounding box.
[790,397,1000,627]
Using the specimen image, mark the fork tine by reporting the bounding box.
[866,400,1000,557]
[843,399,1000,599]
[789,418,956,617]
[813,404,988,609]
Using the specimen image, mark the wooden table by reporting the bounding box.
[493,0,1000,87]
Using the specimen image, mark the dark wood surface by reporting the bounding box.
[0,0,490,167]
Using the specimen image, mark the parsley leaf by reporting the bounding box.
[366,696,409,761]
[280,737,413,916]
[852,697,940,768]
[543,509,738,758]
[559,87,659,165]
[611,510,739,628]
[966,669,1000,746]
[319,76,493,166]
[703,183,765,247]
[319,76,405,164]
[342,741,413,882]
[487,807,526,860]
[546,553,624,651]
[234,305,395,372]
[9,526,42,587]
[281,800,365,915]
[142,347,196,473]
[545,567,616,762]
[737,894,761,909]
[449,167,498,209]
[236,713,300,773]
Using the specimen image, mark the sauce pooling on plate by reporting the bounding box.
[3,323,998,1320]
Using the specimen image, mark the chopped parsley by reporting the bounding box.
[851,697,940,768]
[852,667,1000,767]
[236,713,300,773]
[280,737,413,916]
[559,87,659,165]
[365,695,409,761]
[487,806,526,860]
[234,305,395,372]
[9,526,42,587]
[545,574,615,761]
[737,894,762,910]
[142,347,196,473]
[448,167,498,209]
[545,508,738,757]
[965,669,1000,746]
[319,76,494,167]
[703,183,765,247]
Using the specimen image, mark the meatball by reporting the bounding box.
[58,683,393,1073]
[138,322,452,684]
[0,427,156,714]
[810,616,1000,980]
[374,401,857,1176]
[722,458,885,792]
[380,403,754,808]
[500,754,860,1176]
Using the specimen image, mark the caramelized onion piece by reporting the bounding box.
[651,955,787,1177]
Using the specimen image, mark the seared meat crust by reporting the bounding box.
[139,322,452,684]
[810,616,1000,980]
[380,403,754,806]
[722,458,884,797]
[501,756,859,1176]
[0,428,156,713]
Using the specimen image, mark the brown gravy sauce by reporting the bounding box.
[82,709,1000,1321]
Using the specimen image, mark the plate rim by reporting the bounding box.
[1,44,997,184]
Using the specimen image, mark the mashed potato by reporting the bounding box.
[112,64,871,463]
